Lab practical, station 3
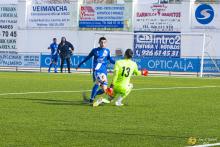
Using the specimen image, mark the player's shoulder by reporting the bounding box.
[104,48,110,51]
[91,48,97,53]
[119,59,137,66]
[65,41,72,46]
[50,43,55,48]
[115,59,123,64]
[130,60,138,67]
[93,47,99,51]
[131,59,137,64]
[115,59,127,65]
[52,43,58,46]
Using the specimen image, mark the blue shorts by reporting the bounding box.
[51,56,58,63]
[93,71,108,86]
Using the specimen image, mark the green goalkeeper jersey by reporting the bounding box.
[112,59,141,88]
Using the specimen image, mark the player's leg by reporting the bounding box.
[88,71,100,103]
[48,63,52,72]
[48,57,53,72]
[90,80,106,103]
[82,73,100,104]
[96,81,107,95]
[90,83,99,103]
[91,72,109,106]
[113,86,124,106]
[122,83,133,99]
[94,73,109,97]
[94,89,117,107]
[66,58,71,73]
[60,57,64,73]
[93,84,110,107]
[95,89,105,98]
[115,83,133,106]
[53,56,58,73]
[83,86,99,104]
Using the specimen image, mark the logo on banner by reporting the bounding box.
[195,4,214,24]
[136,34,152,43]
[80,6,95,20]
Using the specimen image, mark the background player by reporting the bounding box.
[76,37,115,104]
[93,48,148,107]
[48,38,58,73]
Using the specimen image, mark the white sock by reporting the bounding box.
[116,96,123,103]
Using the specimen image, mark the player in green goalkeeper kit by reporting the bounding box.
[93,48,148,107]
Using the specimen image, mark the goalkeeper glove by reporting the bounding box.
[106,87,114,97]
[141,69,148,76]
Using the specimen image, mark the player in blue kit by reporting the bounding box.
[48,38,58,73]
[76,37,115,104]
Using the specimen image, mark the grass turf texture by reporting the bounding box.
[0,72,220,147]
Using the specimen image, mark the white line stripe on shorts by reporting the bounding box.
[0,85,218,96]
[186,142,220,147]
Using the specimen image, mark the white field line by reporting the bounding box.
[186,142,220,147]
[0,85,219,96]
[0,90,91,96]
[132,85,219,91]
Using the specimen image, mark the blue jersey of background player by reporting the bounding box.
[77,37,115,103]
[48,38,58,73]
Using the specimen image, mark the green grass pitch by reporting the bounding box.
[0,72,220,147]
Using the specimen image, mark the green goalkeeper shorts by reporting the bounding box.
[113,83,133,98]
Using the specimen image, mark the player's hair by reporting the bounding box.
[99,37,107,43]
[53,38,56,41]
[125,49,133,59]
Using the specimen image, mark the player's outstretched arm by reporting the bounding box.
[112,62,119,85]
[76,50,93,70]
[107,51,115,64]
[134,69,148,76]
[108,56,115,64]
[133,63,148,76]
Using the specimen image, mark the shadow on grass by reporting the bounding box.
[0,97,88,106]
[36,100,84,106]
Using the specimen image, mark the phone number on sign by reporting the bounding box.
[136,49,180,58]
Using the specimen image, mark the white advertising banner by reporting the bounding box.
[0,54,40,67]
[79,5,125,28]
[191,3,220,29]
[0,5,17,50]
[0,0,18,4]
[133,4,181,32]
[26,2,74,28]
[31,0,70,4]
